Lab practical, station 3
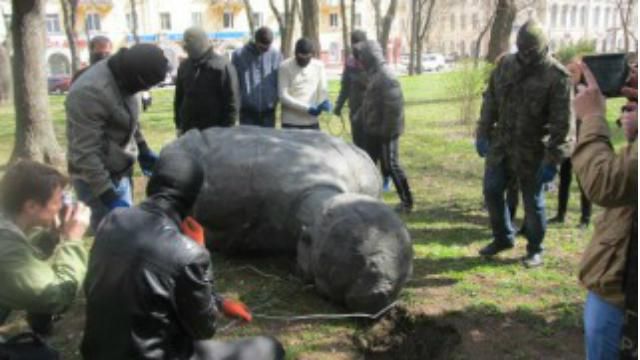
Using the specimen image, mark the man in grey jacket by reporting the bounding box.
[232,27,282,127]
[66,43,168,231]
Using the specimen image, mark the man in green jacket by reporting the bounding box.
[0,161,90,335]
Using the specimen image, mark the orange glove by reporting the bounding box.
[221,298,253,322]
[180,216,205,246]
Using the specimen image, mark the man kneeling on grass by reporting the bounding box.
[81,149,285,360]
[0,160,91,336]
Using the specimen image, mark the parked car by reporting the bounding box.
[421,53,446,72]
[47,74,71,94]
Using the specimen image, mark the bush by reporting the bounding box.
[554,39,596,64]
[446,60,494,128]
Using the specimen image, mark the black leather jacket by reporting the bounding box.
[81,199,219,360]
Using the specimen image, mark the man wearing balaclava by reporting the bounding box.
[174,27,239,134]
[232,27,283,127]
[353,39,413,213]
[82,149,285,360]
[71,35,113,83]
[474,20,574,268]
[278,38,330,129]
[66,43,168,231]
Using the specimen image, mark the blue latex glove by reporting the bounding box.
[138,150,159,176]
[107,199,130,210]
[307,106,322,117]
[540,163,558,183]
[318,100,332,113]
[475,138,489,157]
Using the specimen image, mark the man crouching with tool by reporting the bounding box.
[81,149,285,360]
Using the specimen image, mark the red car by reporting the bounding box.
[47,74,71,94]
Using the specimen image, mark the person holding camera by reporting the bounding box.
[475,20,574,267]
[573,63,637,360]
[0,161,90,336]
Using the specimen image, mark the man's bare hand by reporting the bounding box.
[61,203,91,241]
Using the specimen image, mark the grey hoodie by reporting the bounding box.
[354,40,405,139]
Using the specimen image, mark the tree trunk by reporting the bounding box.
[415,0,437,74]
[268,0,297,57]
[474,12,495,66]
[243,0,256,36]
[129,0,140,44]
[10,0,64,167]
[371,0,381,41]
[408,0,417,75]
[0,8,12,104]
[486,0,516,63]
[416,39,423,74]
[60,0,80,74]
[350,0,356,30]
[339,0,350,60]
[301,0,320,57]
[379,0,398,58]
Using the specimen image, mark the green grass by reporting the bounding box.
[0,72,629,359]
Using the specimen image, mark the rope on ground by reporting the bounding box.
[252,300,399,322]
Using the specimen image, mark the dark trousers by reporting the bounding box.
[364,135,413,207]
[483,160,546,254]
[240,109,276,128]
[557,158,592,222]
[282,123,320,130]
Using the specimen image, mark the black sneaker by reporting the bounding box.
[479,242,513,257]
[394,203,413,214]
[521,253,543,268]
[548,215,565,224]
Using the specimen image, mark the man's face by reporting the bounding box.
[23,186,63,228]
[295,52,313,68]
[90,42,112,64]
[255,40,271,54]
[183,32,210,59]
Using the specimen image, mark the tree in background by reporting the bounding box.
[554,39,596,65]
[485,0,516,63]
[300,0,320,56]
[269,0,298,57]
[10,0,64,167]
[129,0,140,44]
[616,0,638,52]
[339,0,350,58]
[242,0,256,36]
[370,0,398,57]
[60,0,80,74]
[0,8,12,103]
[413,0,437,74]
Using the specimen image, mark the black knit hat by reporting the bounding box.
[108,43,168,94]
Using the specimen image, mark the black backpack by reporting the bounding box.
[0,332,59,360]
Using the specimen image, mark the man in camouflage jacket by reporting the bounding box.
[475,20,574,267]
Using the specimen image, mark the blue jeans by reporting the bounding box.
[584,291,624,360]
[73,177,133,232]
[483,160,546,254]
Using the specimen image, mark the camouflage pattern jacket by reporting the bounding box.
[476,54,575,175]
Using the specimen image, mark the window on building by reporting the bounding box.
[527,9,533,20]
[550,4,558,27]
[570,6,577,27]
[85,13,101,31]
[561,5,568,28]
[472,13,479,30]
[329,13,339,28]
[450,14,455,30]
[192,12,203,27]
[604,8,610,28]
[253,12,263,27]
[460,41,466,56]
[223,11,234,28]
[460,14,466,30]
[160,12,172,30]
[580,6,587,27]
[126,13,133,30]
[450,41,455,54]
[593,7,600,27]
[46,14,61,34]
[354,13,362,27]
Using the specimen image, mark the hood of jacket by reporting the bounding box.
[354,40,385,74]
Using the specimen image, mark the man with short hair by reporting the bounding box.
[72,35,113,83]
[232,27,282,127]
[0,160,90,335]
[475,20,574,267]
[278,38,330,130]
[66,43,168,231]
[174,27,239,134]
[81,149,284,360]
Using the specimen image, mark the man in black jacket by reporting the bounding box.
[174,27,239,134]
[354,40,413,213]
[81,149,284,360]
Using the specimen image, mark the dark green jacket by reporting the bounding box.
[0,213,87,315]
[477,54,575,175]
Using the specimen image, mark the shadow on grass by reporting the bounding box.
[411,256,519,281]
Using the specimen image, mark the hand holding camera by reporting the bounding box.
[58,201,91,242]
